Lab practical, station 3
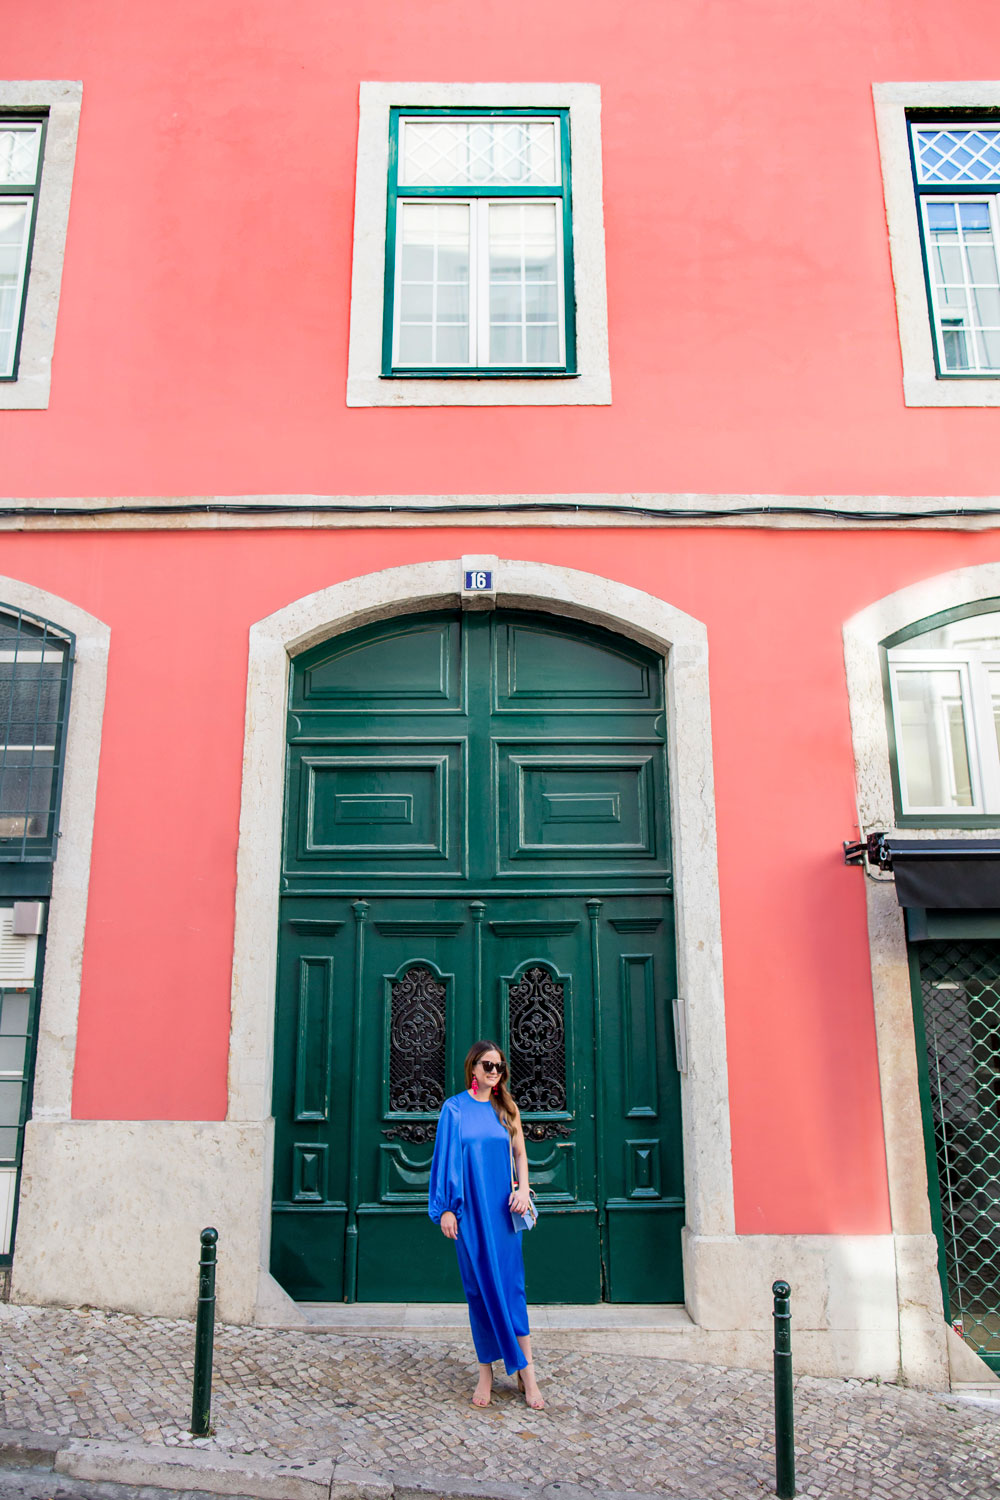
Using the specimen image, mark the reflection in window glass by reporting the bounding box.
[895,669,973,809]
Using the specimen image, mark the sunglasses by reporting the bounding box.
[479,1060,504,1075]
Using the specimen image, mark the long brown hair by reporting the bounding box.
[464,1039,519,1134]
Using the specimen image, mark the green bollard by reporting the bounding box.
[191,1228,218,1436]
[772,1280,795,1498]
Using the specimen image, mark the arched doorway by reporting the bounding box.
[269,607,684,1303]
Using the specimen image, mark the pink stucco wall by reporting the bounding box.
[6,524,1000,1235]
[6,4,1000,1238]
[4,0,1000,497]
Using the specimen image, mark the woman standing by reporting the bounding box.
[428,1040,545,1410]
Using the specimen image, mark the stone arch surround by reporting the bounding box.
[844,561,1000,1387]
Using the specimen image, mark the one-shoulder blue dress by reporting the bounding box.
[428,1090,530,1374]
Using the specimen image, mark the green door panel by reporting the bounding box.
[271,611,684,1305]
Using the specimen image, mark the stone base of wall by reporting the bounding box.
[8,1121,964,1389]
[10,1120,269,1324]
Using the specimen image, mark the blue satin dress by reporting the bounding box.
[428,1090,530,1374]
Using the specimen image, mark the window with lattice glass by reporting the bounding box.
[911,122,1000,376]
[887,607,1000,817]
[383,110,575,375]
[0,119,45,381]
[0,609,72,858]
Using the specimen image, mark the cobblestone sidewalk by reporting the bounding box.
[1,1303,999,1499]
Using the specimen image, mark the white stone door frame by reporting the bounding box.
[228,557,736,1307]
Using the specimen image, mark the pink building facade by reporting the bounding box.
[2,1,1000,1385]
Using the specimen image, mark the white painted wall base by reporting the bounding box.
[683,1230,950,1387]
[10,1120,268,1323]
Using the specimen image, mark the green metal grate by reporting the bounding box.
[916,940,1000,1370]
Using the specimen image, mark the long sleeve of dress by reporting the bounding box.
[428,1097,464,1224]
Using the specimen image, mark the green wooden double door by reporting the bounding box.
[271,609,684,1303]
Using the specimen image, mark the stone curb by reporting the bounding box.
[0,1429,674,1500]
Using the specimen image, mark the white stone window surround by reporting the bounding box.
[0,82,82,411]
[347,84,611,407]
[873,81,1000,407]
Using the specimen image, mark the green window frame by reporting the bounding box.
[882,599,1000,827]
[908,113,1000,379]
[0,606,74,863]
[381,107,576,379]
[0,115,47,382]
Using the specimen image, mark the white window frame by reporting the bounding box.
[0,83,82,411]
[887,640,1000,815]
[873,81,1000,407]
[391,196,567,370]
[347,83,610,407]
[917,191,1000,377]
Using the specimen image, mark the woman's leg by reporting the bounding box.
[472,1361,493,1406]
[515,1334,544,1409]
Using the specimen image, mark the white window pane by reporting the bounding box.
[0,994,30,1035]
[977,329,1000,367]
[397,324,433,364]
[0,1081,22,1126]
[399,283,432,320]
[525,324,560,362]
[436,324,469,363]
[489,323,523,363]
[968,245,1000,284]
[400,118,559,187]
[396,202,470,367]
[0,1035,25,1075]
[0,125,42,187]
[925,198,1000,372]
[991,672,1000,763]
[895,670,974,808]
[972,288,1000,324]
[490,283,522,322]
[486,202,560,366]
[525,281,559,321]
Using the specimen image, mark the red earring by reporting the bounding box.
[492,1083,498,1093]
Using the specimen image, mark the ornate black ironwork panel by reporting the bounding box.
[388,966,446,1112]
[382,1122,438,1143]
[523,1121,571,1141]
[508,965,567,1112]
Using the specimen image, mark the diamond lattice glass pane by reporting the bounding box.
[914,127,1000,185]
[918,942,1000,1364]
[400,118,559,187]
[0,125,42,187]
[895,669,973,808]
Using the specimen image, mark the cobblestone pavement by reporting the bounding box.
[1,1304,999,1498]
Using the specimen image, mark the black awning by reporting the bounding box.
[877,838,1000,909]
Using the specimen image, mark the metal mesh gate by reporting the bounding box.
[916,941,1000,1370]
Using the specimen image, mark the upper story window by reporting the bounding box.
[886,607,1000,817]
[0,83,82,412]
[384,110,574,376]
[0,118,45,380]
[910,122,1000,378]
[0,608,72,861]
[347,84,610,408]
